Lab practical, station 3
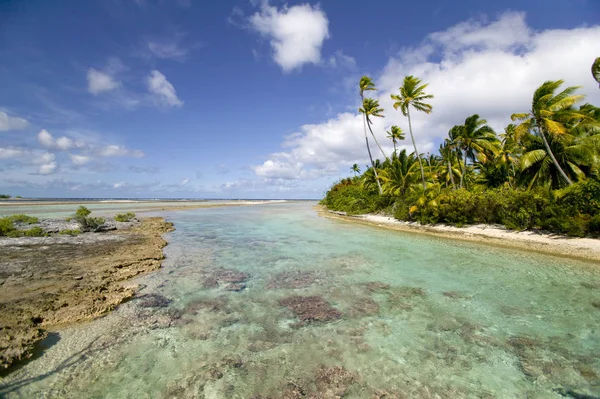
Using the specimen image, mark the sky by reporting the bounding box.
[0,0,599,199]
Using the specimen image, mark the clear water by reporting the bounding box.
[1,202,600,398]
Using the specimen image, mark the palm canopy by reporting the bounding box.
[451,114,499,164]
[593,57,600,88]
[511,80,593,185]
[387,125,405,141]
[359,98,384,121]
[359,76,376,97]
[390,75,434,116]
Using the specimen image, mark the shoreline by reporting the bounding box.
[0,217,175,372]
[316,206,600,263]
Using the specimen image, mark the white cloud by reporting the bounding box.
[0,147,26,159]
[99,145,144,158]
[34,152,56,164]
[181,177,190,186]
[38,162,57,175]
[0,111,29,131]
[37,129,80,151]
[87,68,121,95]
[69,154,91,165]
[254,12,600,181]
[249,3,329,72]
[113,182,126,189]
[147,70,183,107]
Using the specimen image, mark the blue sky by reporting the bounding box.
[1,0,599,199]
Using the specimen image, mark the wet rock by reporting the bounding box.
[266,270,320,290]
[554,387,600,399]
[591,301,600,309]
[279,296,341,323]
[183,296,229,314]
[314,365,358,397]
[224,283,246,292]
[349,297,380,317]
[202,276,219,288]
[137,293,171,308]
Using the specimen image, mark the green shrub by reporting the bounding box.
[6,214,39,224]
[59,229,81,236]
[24,227,47,237]
[0,194,11,199]
[322,180,391,215]
[73,206,106,232]
[0,218,16,236]
[114,212,136,222]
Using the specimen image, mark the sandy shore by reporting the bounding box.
[0,217,175,372]
[316,206,600,263]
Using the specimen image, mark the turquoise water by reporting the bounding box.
[1,202,600,398]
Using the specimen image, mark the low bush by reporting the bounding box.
[114,212,136,222]
[23,227,47,237]
[6,214,39,224]
[59,229,81,236]
[73,206,106,232]
[0,218,16,236]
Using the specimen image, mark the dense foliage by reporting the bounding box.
[323,72,600,237]
[0,214,46,237]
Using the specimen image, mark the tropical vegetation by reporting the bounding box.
[322,71,600,237]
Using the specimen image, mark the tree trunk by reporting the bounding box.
[366,118,389,161]
[448,160,456,189]
[407,108,426,190]
[363,112,383,194]
[538,127,573,186]
[461,149,468,190]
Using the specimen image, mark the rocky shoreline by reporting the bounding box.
[0,217,175,372]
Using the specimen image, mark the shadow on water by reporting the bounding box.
[0,335,100,396]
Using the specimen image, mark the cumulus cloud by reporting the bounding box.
[181,177,190,186]
[147,70,183,107]
[37,129,82,151]
[0,147,26,160]
[0,111,29,131]
[69,154,91,165]
[254,12,600,181]
[87,68,121,94]
[38,162,58,175]
[249,3,329,71]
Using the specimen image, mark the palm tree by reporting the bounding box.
[593,57,600,88]
[450,114,499,189]
[512,80,593,186]
[439,139,458,189]
[360,98,388,187]
[351,163,361,177]
[391,75,433,190]
[359,76,382,194]
[519,130,600,189]
[386,125,405,154]
[378,149,420,196]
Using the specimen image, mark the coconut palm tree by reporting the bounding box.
[360,98,388,166]
[439,139,458,189]
[378,149,420,196]
[519,130,600,189]
[359,76,382,194]
[450,114,499,189]
[386,125,405,154]
[391,76,433,190]
[511,80,594,186]
[351,163,361,177]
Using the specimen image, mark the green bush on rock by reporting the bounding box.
[73,206,106,232]
[114,212,136,222]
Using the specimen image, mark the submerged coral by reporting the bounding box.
[278,296,341,323]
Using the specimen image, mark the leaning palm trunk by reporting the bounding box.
[461,150,468,190]
[537,128,573,186]
[367,121,389,161]
[407,108,426,190]
[363,113,383,194]
[447,160,456,189]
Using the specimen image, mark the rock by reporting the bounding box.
[137,293,172,308]
[224,283,246,292]
[279,296,341,323]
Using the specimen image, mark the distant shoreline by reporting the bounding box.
[316,206,600,263]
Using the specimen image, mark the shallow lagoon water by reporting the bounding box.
[1,202,600,398]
